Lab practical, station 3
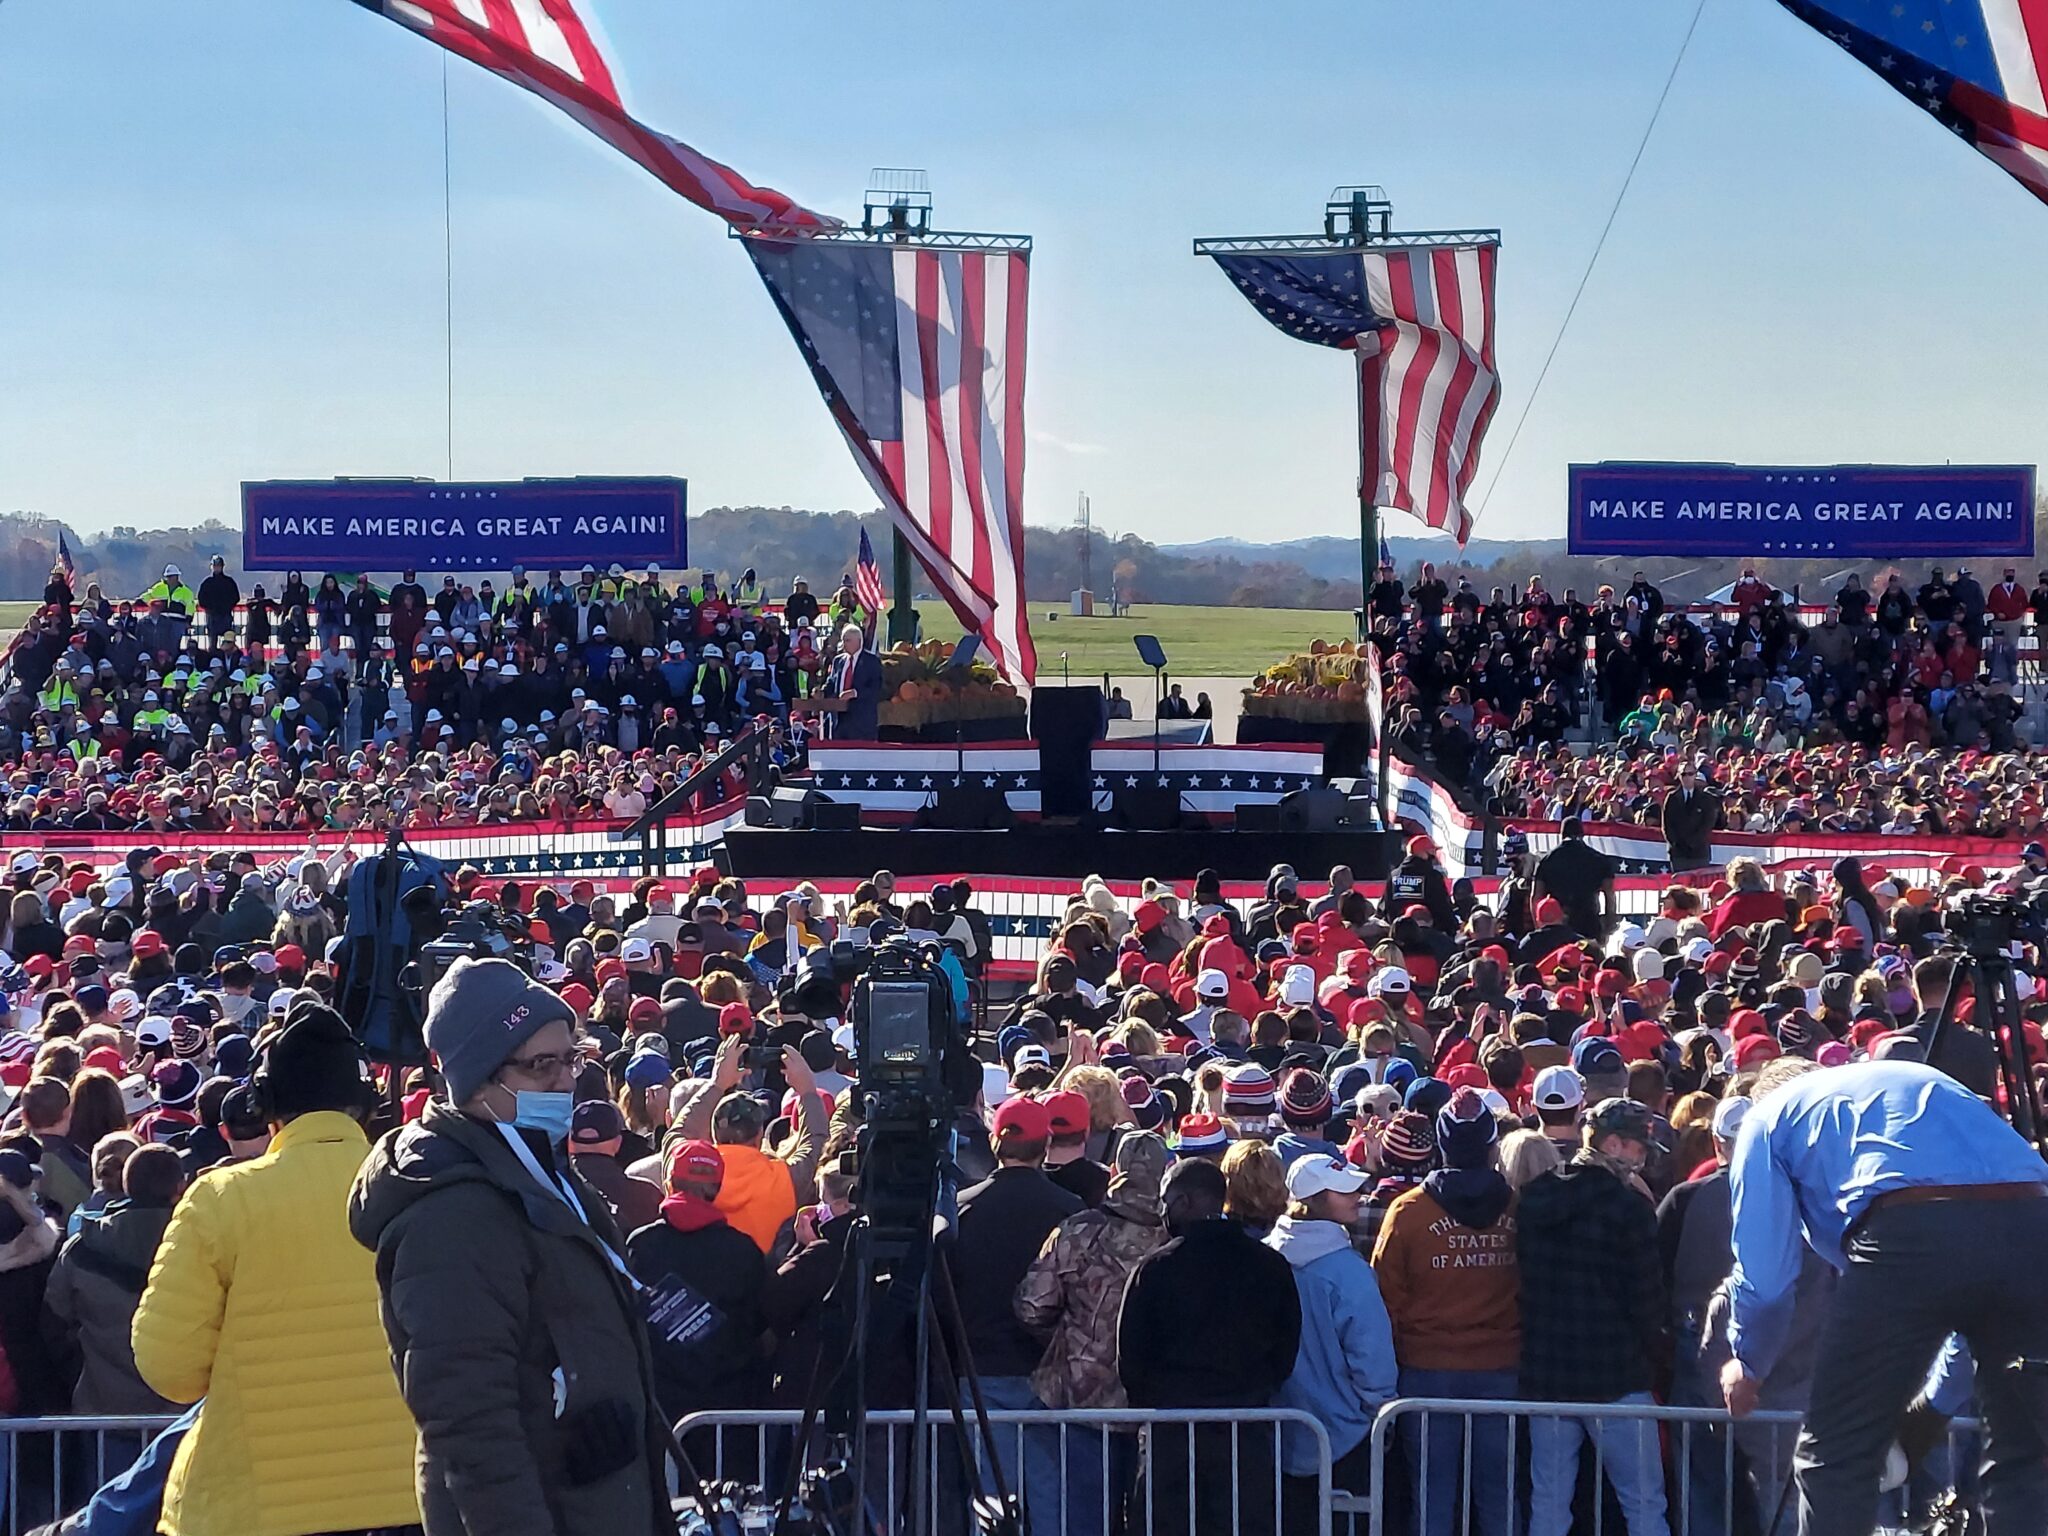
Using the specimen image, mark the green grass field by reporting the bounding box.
[0,599,1343,680]
[915,601,1346,680]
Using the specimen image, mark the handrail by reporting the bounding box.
[614,721,769,840]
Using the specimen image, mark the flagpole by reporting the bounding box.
[888,532,918,646]
[1357,350,1378,640]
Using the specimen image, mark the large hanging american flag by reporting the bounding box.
[347,0,830,230]
[1210,243,1499,545]
[1778,0,2048,204]
[746,237,1037,686]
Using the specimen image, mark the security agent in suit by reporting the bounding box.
[826,622,884,740]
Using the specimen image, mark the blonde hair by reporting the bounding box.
[699,972,745,1007]
[1726,856,1767,893]
[1113,1019,1161,1059]
[1060,1065,1124,1134]
[1499,1129,1564,1190]
[1221,1140,1286,1230]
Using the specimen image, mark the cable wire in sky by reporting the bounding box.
[1472,0,1712,524]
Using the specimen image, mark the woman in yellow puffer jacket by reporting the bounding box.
[132,1005,420,1536]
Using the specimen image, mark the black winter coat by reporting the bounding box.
[1515,1157,1666,1403]
[949,1166,1080,1377]
[623,1214,767,1424]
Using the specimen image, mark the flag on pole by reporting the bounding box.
[854,526,886,641]
[745,235,1037,686]
[1776,0,2048,205]
[1379,532,1394,572]
[1209,242,1500,545]
[56,531,74,580]
[347,0,831,230]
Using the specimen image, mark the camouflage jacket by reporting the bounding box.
[1014,1202,1166,1409]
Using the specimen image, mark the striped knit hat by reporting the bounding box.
[1278,1068,1334,1127]
[1173,1111,1228,1156]
[1379,1109,1436,1174]
[1221,1062,1277,1119]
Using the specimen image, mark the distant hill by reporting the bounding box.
[4,501,2042,612]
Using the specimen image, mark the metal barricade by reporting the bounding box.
[0,1415,178,1536]
[1364,1398,1984,1536]
[675,1406,1335,1536]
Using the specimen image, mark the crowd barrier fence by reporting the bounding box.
[674,1406,1334,1536]
[0,1398,1990,1536]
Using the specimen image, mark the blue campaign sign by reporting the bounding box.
[241,478,687,571]
[1568,463,2035,559]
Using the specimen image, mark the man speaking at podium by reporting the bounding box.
[825,622,882,741]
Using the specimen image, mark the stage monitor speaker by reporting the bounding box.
[919,785,1014,830]
[1032,686,1106,817]
[1234,802,1283,831]
[744,795,777,828]
[1277,784,1349,833]
[1113,786,1183,831]
[812,800,863,831]
[766,784,834,830]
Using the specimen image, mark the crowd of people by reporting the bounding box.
[0,557,894,830]
[1372,560,2047,796]
[0,821,2030,1535]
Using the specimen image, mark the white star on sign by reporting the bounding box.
[893,775,906,787]
[984,776,999,788]
[1125,775,1139,787]
[865,774,879,787]
[920,775,933,787]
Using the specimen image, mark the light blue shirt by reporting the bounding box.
[1727,1061,2046,1379]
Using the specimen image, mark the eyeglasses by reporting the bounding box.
[500,1049,576,1080]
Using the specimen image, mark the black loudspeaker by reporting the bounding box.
[1113,786,1183,831]
[812,800,863,830]
[744,795,777,827]
[1277,784,1350,833]
[1031,686,1106,817]
[919,785,1014,830]
[1235,802,1283,831]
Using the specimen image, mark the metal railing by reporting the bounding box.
[1363,1397,1985,1536]
[675,1406,1335,1536]
[0,1415,178,1536]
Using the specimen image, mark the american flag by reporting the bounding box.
[1211,243,1499,545]
[746,237,1037,686]
[854,525,885,640]
[347,0,830,230]
[56,531,74,580]
[1779,0,2048,204]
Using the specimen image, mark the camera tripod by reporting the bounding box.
[768,1153,1020,1536]
[1924,947,2048,1158]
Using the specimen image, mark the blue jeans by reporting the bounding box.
[1527,1391,1670,1536]
[1400,1366,1519,1536]
[968,1375,1064,1533]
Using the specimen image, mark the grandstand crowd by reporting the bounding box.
[0,809,2027,1535]
[1372,560,2047,800]
[0,557,878,830]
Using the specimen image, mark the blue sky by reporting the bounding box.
[1,0,2043,549]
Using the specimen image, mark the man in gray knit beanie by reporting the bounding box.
[422,955,576,1105]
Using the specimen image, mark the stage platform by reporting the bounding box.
[719,825,1395,883]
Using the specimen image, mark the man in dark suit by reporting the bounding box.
[826,623,883,740]
[1660,761,1721,872]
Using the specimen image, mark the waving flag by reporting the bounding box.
[854,526,886,640]
[746,236,1037,686]
[1210,242,1499,545]
[348,0,831,230]
[56,531,74,580]
[1778,0,2048,204]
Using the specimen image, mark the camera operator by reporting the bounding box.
[670,1034,827,1256]
[1723,1056,2048,1535]
[1909,950,2002,1100]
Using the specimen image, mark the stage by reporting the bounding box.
[719,825,1395,883]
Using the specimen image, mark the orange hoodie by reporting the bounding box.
[713,1145,798,1254]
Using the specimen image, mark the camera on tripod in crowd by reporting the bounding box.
[850,938,971,1263]
[1948,889,2048,959]
[401,893,537,996]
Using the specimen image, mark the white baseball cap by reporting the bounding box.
[1195,968,1230,1000]
[1712,1095,1752,1143]
[1531,1064,1585,1111]
[1279,964,1316,1009]
[620,938,653,963]
[1285,1154,1369,1201]
[1370,965,1412,997]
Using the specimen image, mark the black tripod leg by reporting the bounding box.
[933,1247,1022,1529]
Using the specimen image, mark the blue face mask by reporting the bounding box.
[509,1090,575,1143]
